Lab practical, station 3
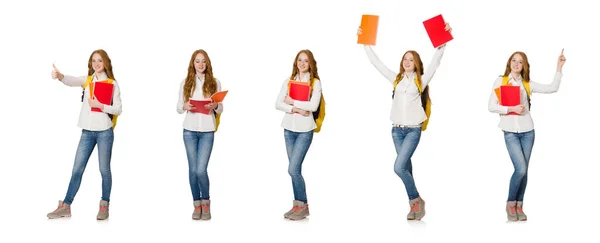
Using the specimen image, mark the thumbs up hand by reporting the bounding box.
[51,63,64,80]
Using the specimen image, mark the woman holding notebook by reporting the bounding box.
[357,23,451,220]
[275,49,322,221]
[177,49,224,220]
[47,49,122,220]
[488,50,566,221]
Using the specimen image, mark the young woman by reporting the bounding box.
[488,49,566,221]
[357,23,451,220]
[47,49,122,220]
[275,49,322,221]
[177,49,224,220]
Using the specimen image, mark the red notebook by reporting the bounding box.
[423,14,453,48]
[500,85,521,115]
[189,99,212,115]
[91,82,114,112]
[289,81,310,101]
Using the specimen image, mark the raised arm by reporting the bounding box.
[421,23,451,88]
[530,49,566,94]
[363,45,398,83]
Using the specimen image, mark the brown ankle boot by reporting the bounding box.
[410,197,426,220]
[192,200,201,220]
[516,201,527,221]
[288,201,309,220]
[284,200,300,219]
[201,200,211,220]
[506,200,518,221]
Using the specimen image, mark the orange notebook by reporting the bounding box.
[189,99,212,115]
[288,81,310,101]
[357,14,379,45]
[91,81,114,112]
[423,14,453,48]
[211,90,228,103]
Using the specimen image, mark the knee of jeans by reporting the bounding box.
[288,167,301,177]
[71,167,85,177]
[99,168,112,177]
[195,168,208,177]
[394,166,406,176]
[514,169,527,177]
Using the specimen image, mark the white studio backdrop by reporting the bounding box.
[0,0,598,242]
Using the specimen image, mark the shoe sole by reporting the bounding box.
[288,213,309,220]
[48,214,71,219]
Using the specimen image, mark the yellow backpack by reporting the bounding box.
[83,76,118,129]
[310,78,326,133]
[393,77,431,131]
[501,76,531,109]
[214,110,221,132]
[287,78,325,133]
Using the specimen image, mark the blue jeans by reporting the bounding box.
[64,128,114,205]
[392,126,422,200]
[183,129,214,201]
[504,130,535,201]
[284,129,313,203]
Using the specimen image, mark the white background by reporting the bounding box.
[1,0,598,242]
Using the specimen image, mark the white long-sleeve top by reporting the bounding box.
[363,45,446,126]
[177,74,224,132]
[58,72,122,131]
[488,72,562,133]
[275,72,322,132]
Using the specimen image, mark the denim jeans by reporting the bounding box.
[284,129,313,203]
[504,130,535,201]
[392,126,422,200]
[183,129,214,201]
[63,128,114,205]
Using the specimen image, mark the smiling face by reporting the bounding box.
[503,51,530,80]
[194,53,207,74]
[402,52,415,72]
[297,52,309,74]
[510,53,524,74]
[91,53,105,74]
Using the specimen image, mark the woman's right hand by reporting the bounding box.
[51,64,64,80]
[292,107,310,116]
[357,27,363,35]
[183,102,195,111]
[508,105,525,114]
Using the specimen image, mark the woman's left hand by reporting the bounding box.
[204,102,218,110]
